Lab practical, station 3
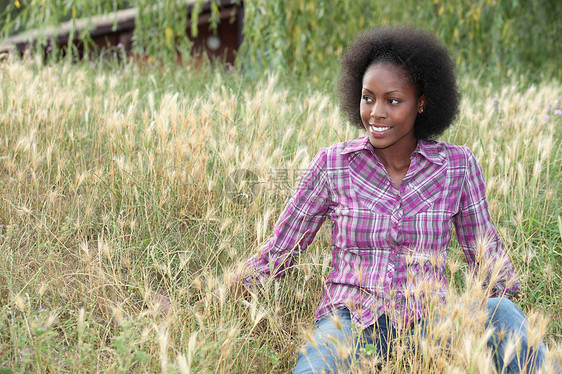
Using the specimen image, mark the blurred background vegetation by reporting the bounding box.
[1,0,560,84]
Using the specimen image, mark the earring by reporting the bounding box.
[419,107,424,113]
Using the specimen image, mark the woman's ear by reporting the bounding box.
[418,94,426,114]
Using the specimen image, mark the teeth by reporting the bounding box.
[370,125,390,133]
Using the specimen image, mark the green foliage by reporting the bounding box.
[1,0,128,36]
[131,0,192,60]
[0,0,220,62]
[239,0,561,83]
[1,0,560,82]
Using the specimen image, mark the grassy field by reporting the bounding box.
[0,56,560,372]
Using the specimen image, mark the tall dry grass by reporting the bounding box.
[0,57,560,372]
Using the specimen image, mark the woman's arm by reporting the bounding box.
[240,148,334,290]
[453,147,521,298]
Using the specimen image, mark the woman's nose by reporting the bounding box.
[371,101,386,119]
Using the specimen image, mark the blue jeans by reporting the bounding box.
[294,298,560,373]
[486,298,559,373]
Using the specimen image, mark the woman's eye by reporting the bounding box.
[389,99,400,104]
[362,96,373,103]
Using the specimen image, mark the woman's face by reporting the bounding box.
[360,62,424,154]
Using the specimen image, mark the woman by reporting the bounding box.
[238,26,557,373]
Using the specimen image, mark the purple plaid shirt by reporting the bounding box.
[243,135,520,329]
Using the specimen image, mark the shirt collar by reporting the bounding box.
[340,134,445,165]
[340,134,372,155]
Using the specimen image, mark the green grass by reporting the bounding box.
[0,56,560,372]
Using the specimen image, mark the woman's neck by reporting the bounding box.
[373,140,417,188]
[374,137,416,165]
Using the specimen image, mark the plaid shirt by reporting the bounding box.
[243,135,520,329]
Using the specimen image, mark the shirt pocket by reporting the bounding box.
[348,158,394,214]
[401,164,447,217]
[351,184,397,215]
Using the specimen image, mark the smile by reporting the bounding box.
[369,125,391,133]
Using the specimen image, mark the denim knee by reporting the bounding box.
[485,297,559,373]
[293,309,355,374]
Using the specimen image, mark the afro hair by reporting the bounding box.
[338,25,460,140]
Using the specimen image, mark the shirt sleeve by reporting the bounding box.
[241,148,333,289]
[453,147,520,298]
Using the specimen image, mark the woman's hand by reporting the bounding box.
[153,293,172,315]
